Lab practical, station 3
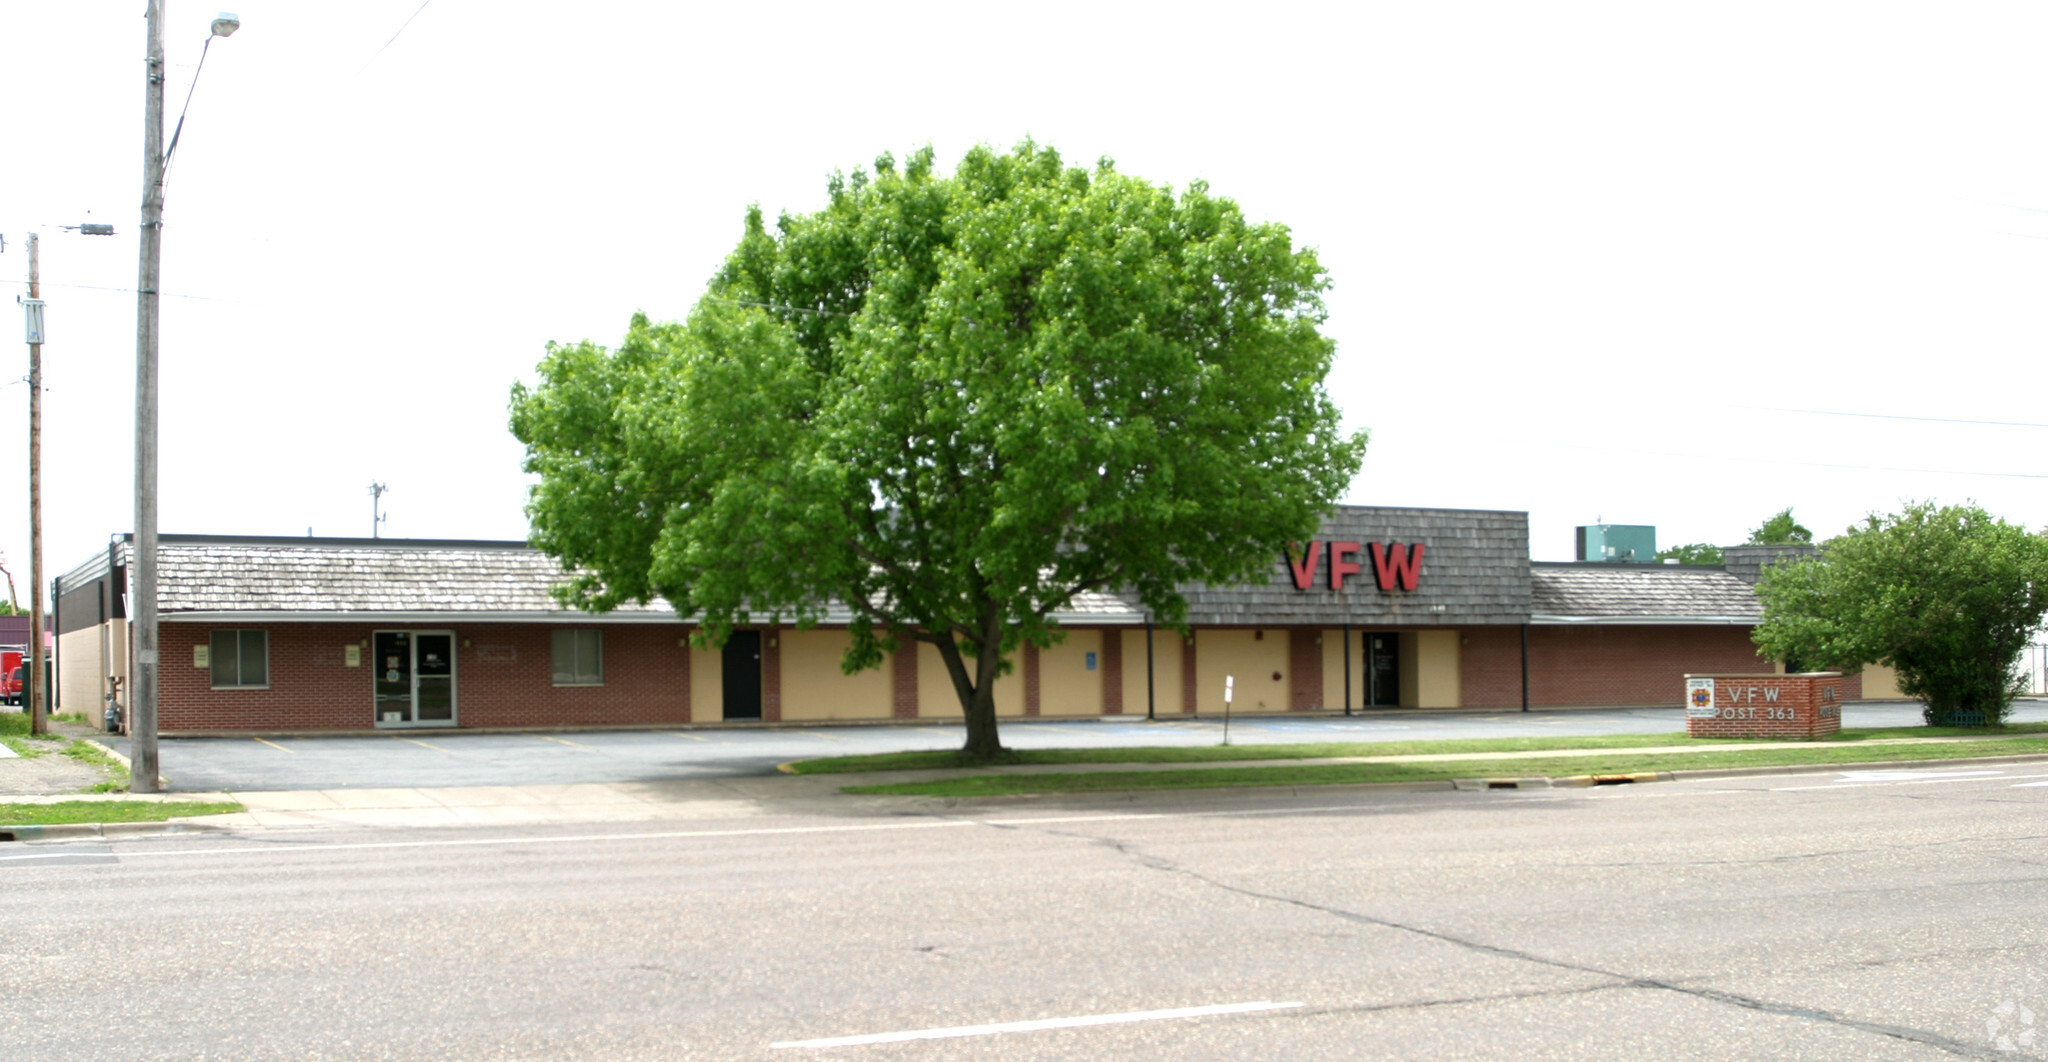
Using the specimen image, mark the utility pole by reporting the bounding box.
[26,233,46,736]
[131,0,167,792]
[369,482,389,538]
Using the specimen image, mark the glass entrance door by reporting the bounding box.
[373,630,458,727]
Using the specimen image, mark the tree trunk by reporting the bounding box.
[933,611,1010,763]
[961,679,1004,760]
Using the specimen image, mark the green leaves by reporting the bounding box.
[1753,502,2048,726]
[511,142,1367,753]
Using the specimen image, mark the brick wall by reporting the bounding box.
[159,622,694,732]
[1460,624,1775,709]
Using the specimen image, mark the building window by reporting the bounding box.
[552,629,602,686]
[210,630,268,689]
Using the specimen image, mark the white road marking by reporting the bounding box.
[1770,770,2048,792]
[771,1001,1303,1049]
[57,803,1394,862]
[1837,769,2007,782]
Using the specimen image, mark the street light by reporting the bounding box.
[131,4,239,793]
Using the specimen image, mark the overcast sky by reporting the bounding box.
[3,1,2046,605]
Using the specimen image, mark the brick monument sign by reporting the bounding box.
[1684,673,1843,739]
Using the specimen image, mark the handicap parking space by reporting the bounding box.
[98,699,2048,793]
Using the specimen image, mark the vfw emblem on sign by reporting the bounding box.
[1686,678,1716,718]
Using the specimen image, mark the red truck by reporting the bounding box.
[1,648,22,706]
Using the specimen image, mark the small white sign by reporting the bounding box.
[1686,677,1716,717]
[1224,675,1235,704]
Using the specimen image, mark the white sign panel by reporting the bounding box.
[1686,677,1716,718]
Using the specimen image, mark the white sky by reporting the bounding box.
[4,1,2047,605]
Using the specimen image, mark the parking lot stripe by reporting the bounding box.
[387,736,450,753]
[536,735,588,748]
[770,1000,1304,1049]
[252,737,295,754]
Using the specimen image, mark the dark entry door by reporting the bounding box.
[1365,633,1401,708]
[723,630,763,720]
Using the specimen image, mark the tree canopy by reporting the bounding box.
[1655,542,1724,566]
[1752,502,2048,726]
[510,143,1366,758]
[1748,508,1812,545]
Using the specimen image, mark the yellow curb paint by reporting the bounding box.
[252,736,296,754]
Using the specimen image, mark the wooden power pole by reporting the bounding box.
[131,0,167,791]
[26,233,46,736]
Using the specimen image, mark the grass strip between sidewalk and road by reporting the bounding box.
[0,800,245,827]
[792,723,2048,776]
[838,735,2048,797]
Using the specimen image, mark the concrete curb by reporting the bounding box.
[1665,752,2048,782]
[0,820,226,841]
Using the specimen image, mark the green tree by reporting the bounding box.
[1752,502,2048,726]
[1749,508,1812,545]
[1655,543,1724,565]
[510,143,1366,760]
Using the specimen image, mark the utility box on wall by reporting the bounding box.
[1685,673,1843,738]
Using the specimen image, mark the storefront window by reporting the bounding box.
[210,629,269,689]
[551,629,603,686]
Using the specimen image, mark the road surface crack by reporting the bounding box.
[1032,824,2018,1060]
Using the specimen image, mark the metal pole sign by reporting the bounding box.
[1223,674,1234,747]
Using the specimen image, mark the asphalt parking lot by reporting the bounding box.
[93,699,2048,793]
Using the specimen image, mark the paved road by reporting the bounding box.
[9,763,2048,1058]
[101,700,2048,792]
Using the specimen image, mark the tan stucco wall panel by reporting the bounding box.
[779,629,890,721]
[1194,630,1290,714]
[1859,662,1906,700]
[1415,629,1461,709]
[1038,631,1103,716]
[689,643,723,722]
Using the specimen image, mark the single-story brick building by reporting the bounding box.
[51,506,1894,733]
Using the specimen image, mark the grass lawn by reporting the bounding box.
[839,735,2048,797]
[789,723,2048,775]
[0,800,244,826]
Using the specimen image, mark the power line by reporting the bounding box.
[1546,441,2048,481]
[7,280,218,301]
[1749,405,2048,430]
[366,1,434,65]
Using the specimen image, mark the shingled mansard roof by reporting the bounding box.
[108,536,1143,625]
[62,534,1767,628]
[1530,562,1763,625]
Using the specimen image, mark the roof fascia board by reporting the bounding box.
[1530,614,1758,626]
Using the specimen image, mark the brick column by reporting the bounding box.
[677,629,692,723]
[1024,642,1041,716]
[762,626,782,723]
[1289,628,1322,711]
[892,640,918,719]
[1101,630,1123,715]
